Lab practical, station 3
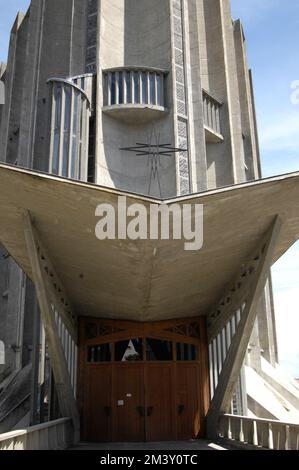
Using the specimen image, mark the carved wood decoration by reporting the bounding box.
[79,317,204,347]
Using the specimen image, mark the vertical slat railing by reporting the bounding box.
[203,90,222,135]
[208,308,244,414]
[54,308,78,397]
[218,415,299,450]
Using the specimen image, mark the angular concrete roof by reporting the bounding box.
[0,164,298,322]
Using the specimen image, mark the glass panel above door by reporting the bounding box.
[87,344,112,363]
[176,343,198,361]
[115,339,143,362]
[146,338,173,361]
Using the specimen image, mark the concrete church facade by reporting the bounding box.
[0,0,299,445]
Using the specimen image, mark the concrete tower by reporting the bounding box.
[0,0,298,440]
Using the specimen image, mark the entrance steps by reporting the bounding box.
[71,440,232,450]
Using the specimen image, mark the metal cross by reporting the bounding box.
[120,127,188,198]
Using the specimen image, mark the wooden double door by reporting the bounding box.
[79,318,209,442]
[82,362,201,442]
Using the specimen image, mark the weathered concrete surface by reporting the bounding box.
[0,0,291,428]
[0,0,89,428]
[0,164,298,323]
[71,440,230,451]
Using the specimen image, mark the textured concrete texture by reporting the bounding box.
[0,164,299,323]
[71,440,230,451]
[0,0,291,432]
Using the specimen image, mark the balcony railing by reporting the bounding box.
[102,67,168,123]
[0,418,73,450]
[208,307,246,415]
[203,89,223,143]
[218,414,299,450]
[47,75,93,182]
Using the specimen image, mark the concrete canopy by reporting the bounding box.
[0,163,298,322]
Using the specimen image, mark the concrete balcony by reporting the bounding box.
[102,67,168,124]
[47,75,93,182]
[203,89,224,143]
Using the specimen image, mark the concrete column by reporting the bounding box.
[29,0,88,173]
[0,12,25,164]
[248,317,262,371]
[17,0,45,169]
[183,0,209,192]
[0,63,6,132]
[197,0,235,188]
[233,20,260,181]
[220,0,246,184]
[196,0,252,189]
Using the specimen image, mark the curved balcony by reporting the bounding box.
[102,67,168,124]
[47,75,93,182]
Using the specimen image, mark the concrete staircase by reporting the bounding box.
[245,359,299,423]
[0,364,31,433]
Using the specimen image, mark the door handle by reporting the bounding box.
[147,406,153,417]
[137,406,145,417]
[178,404,185,415]
[104,406,112,417]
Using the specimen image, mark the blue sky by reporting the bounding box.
[0,1,30,63]
[1,1,299,377]
[231,0,299,379]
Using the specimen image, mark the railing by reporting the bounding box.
[208,307,246,415]
[47,76,92,181]
[209,309,241,399]
[219,414,299,450]
[0,418,73,450]
[103,67,166,108]
[203,89,222,138]
[54,309,78,397]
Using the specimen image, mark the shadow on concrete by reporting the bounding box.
[71,440,230,451]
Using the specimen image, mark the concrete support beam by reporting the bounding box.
[208,261,257,344]
[31,230,77,340]
[207,216,282,438]
[22,211,79,441]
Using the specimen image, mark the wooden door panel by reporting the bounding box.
[114,365,145,442]
[83,366,112,442]
[78,317,208,443]
[146,364,175,441]
[176,364,200,439]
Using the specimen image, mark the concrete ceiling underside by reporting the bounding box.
[0,164,298,322]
